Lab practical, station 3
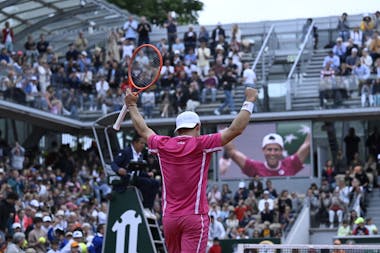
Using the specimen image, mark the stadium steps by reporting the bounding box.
[365,188,380,227]
[290,49,361,111]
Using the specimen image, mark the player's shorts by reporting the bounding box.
[163,214,209,253]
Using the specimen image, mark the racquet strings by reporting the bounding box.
[130,46,161,89]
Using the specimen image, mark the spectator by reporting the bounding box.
[208,215,226,242]
[185,81,200,112]
[183,25,197,53]
[260,201,275,223]
[141,88,155,119]
[137,16,151,46]
[350,26,363,48]
[214,68,237,116]
[230,23,242,47]
[360,48,373,69]
[368,31,380,62]
[323,50,341,72]
[24,35,39,64]
[328,190,345,228]
[210,22,226,55]
[198,26,209,45]
[304,188,320,227]
[65,43,79,63]
[337,13,350,42]
[123,15,138,43]
[242,62,256,89]
[277,190,292,222]
[344,127,360,165]
[360,14,375,40]
[365,217,378,235]
[352,217,369,235]
[95,74,109,110]
[0,191,18,238]
[208,237,222,253]
[37,58,52,94]
[322,159,337,188]
[301,18,319,49]
[171,38,185,55]
[36,33,49,56]
[365,127,380,160]
[208,185,222,205]
[248,175,264,199]
[6,232,26,253]
[337,220,351,236]
[196,40,211,78]
[163,13,177,51]
[10,142,25,171]
[28,217,48,253]
[2,21,15,53]
[342,48,359,75]
[348,178,365,217]
[87,224,104,253]
[333,37,347,63]
[0,48,10,64]
[201,69,218,104]
[233,182,248,205]
[258,190,274,212]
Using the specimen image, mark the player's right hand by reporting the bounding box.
[124,88,139,106]
[245,87,258,103]
[118,168,127,176]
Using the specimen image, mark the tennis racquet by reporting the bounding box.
[113,44,163,130]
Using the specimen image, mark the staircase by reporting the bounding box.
[365,187,380,227]
[291,49,361,111]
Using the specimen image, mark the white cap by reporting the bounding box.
[12,223,21,229]
[262,133,284,149]
[263,190,270,194]
[238,182,245,188]
[72,231,83,238]
[30,199,39,208]
[175,111,200,132]
[43,216,52,222]
[56,210,64,216]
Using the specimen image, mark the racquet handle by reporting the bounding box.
[113,104,129,131]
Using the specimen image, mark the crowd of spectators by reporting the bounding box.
[0,11,379,253]
[306,126,380,237]
[0,14,256,121]
[320,11,380,109]
[206,178,303,248]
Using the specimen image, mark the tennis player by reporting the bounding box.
[124,87,257,253]
[224,132,311,177]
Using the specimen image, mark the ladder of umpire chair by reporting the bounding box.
[103,186,167,253]
[146,216,168,253]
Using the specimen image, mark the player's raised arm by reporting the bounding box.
[296,132,311,163]
[124,88,156,141]
[223,141,247,170]
[220,87,258,146]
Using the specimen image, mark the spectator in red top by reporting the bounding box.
[2,21,15,53]
[208,237,222,253]
[352,217,369,235]
[234,199,247,221]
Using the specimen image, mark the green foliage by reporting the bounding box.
[107,0,203,26]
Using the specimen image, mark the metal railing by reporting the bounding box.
[285,20,316,110]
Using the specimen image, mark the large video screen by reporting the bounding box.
[218,121,312,179]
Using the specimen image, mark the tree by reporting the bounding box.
[107,0,203,26]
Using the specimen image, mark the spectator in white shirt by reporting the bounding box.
[258,190,274,212]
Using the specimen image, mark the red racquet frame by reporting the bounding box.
[113,44,163,130]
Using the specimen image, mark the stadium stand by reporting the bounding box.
[0,0,379,252]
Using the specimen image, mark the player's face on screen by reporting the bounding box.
[262,144,283,168]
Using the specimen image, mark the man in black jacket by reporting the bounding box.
[111,134,159,217]
[0,191,18,238]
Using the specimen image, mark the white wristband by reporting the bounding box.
[241,101,254,114]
